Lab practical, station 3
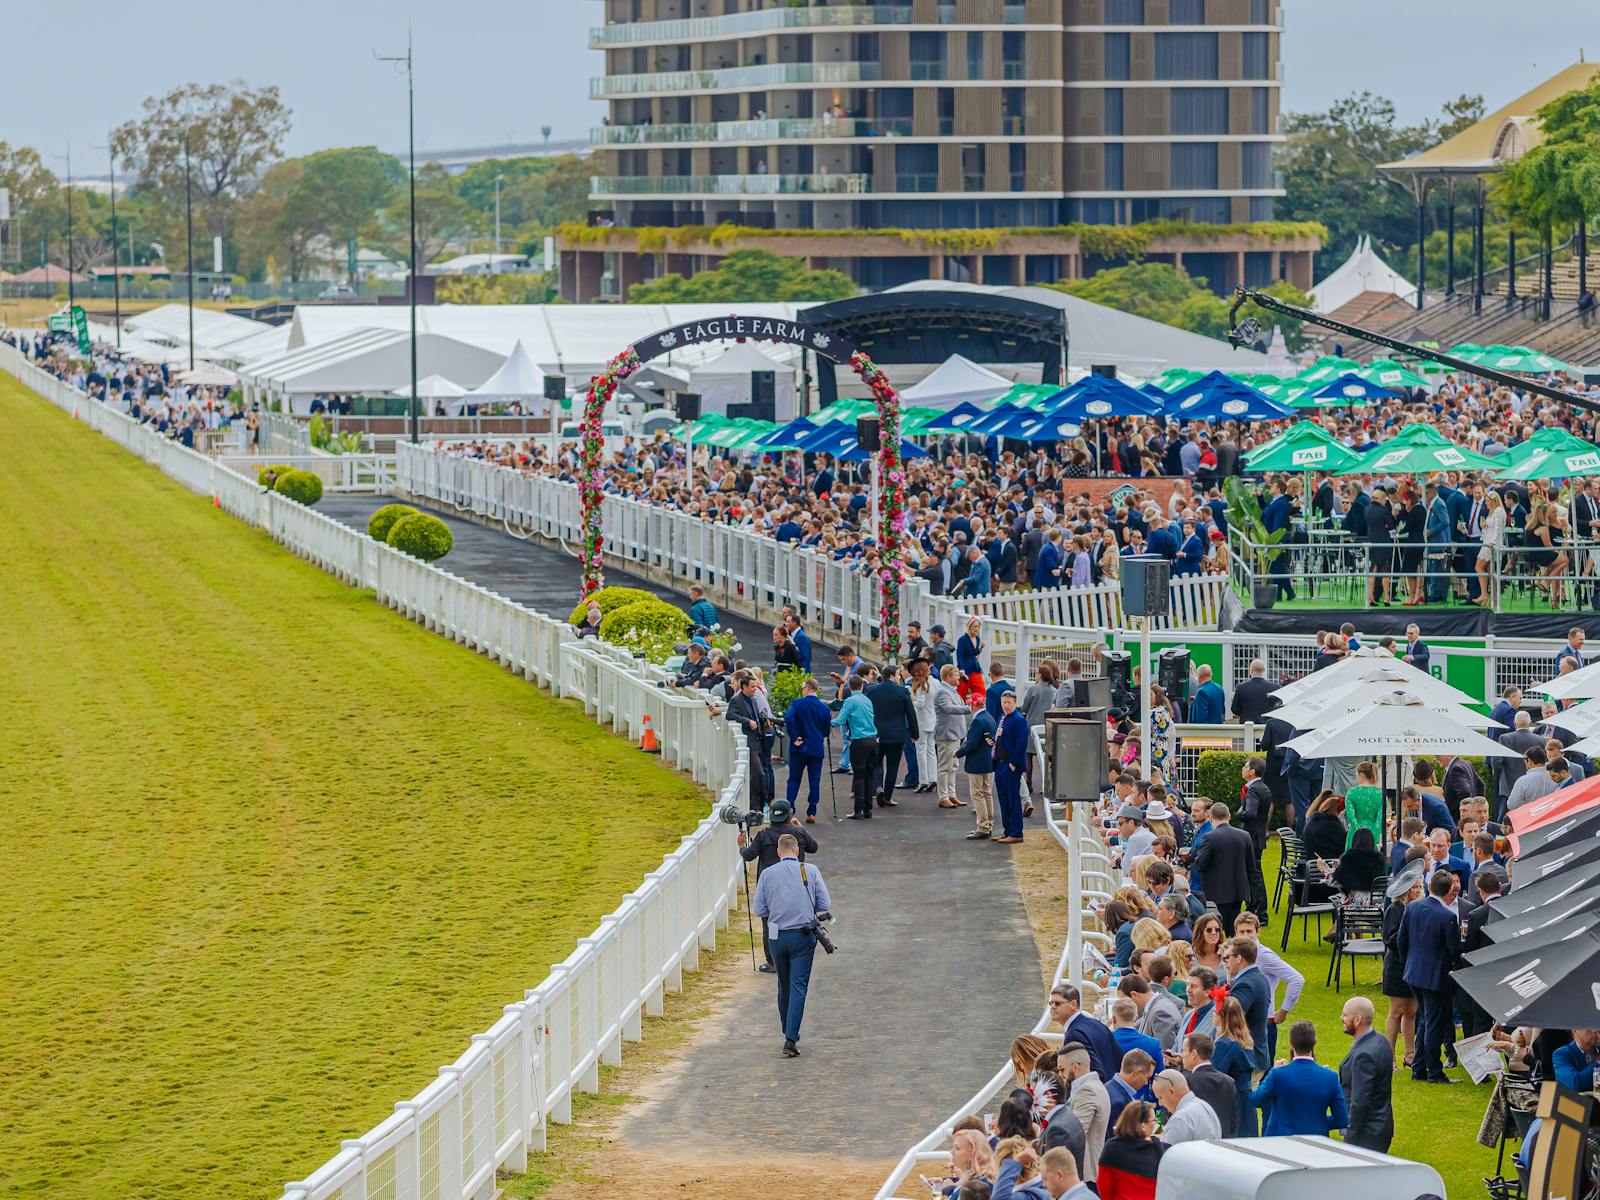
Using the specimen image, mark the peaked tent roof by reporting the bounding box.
[467,339,547,399]
[687,340,787,377]
[1379,61,1600,177]
[1310,236,1418,314]
[896,353,1013,410]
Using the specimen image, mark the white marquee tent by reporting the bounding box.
[896,352,1013,409]
[238,328,505,412]
[1310,236,1417,315]
[687,342,796,419]
[467,339,549,414]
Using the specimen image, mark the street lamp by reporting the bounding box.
[494,172,502,264]
[54,148,75,311]
[184,130,195,371]
[96,136,122,347]
[378,27,420,443]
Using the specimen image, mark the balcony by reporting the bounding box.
[590,172,870,197]
[592,116,929,146]
[590,4,913,46]
[592,61,881,98]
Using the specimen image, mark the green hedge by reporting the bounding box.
[367,503,419,543]
[568,586,656,627]
[386,512,453,562]
[256,463,296,489]
[1195,750,1249,813]
[768,665,809,715]
[273,469,324,507]
[600,598,691,664]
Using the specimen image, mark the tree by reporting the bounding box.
[454,156,547,216]
[370,163,476,267]
[1041,263,1315,347]
[1495,77,1600,245]
[627,249,856,302]
[113,80,291,267]
[1276,90,1484,275]
[234,158,314,281]
[282,147,402,279]
[504,154,592,241]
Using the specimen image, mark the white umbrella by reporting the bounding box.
[1269,667,1490,729]
[393,374,466,399]
[1269,646,1414,707]
[1564,731,1600,757]
[1282,691,1523,760]
[178,362,238,387]
[1539,697,1600,738]
[1530,658,1600,702]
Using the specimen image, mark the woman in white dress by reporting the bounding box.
[909,658,939,793]
[1475,490,1506,608]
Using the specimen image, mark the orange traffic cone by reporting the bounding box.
[212,492,222,509]
[72,405,79,420]
[639,713,661,753]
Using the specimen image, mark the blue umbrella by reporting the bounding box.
[1163,370,1295,423]
[922,400,992,433]
[1047,374,1164,421]
[837,437,931,462]
[966,402,1033,436]
[1008,412,1085,442]
[1298,371,1404,408]
[756,416,818,449]
[1140,382,1174,405]
[794,423,857,455]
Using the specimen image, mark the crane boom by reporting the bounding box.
[1225,285,1600,415]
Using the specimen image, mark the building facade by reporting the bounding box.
[565,0,1318,300]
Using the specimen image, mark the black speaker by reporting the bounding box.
[1091,364,1117,378]
[543,375,566,401]
[728,401,776,422]
[1045,709,1109,802]
[1157,647,1191,703]
[751,370,776,406]
[1102,650,1134,716]
[856,415,881,452]
[674,391,702,421]
[1121,554,1171,618]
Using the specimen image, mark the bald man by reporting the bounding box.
[1338,997,1394,1151]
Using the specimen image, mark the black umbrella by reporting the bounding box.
[1513,806,1600,859]
[1453,925,1600,1026]
[1508,838,1600,888]
[1475,900,1600,953]
[1488,873,1600,925]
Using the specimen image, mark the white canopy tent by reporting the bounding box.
[895,352,1013,410]
[394,374,467,414]
[466,339,549,414]
[123,304,272,356]
[239,328,505,413]
[177,362,239,388]
[686,342,796,418]
[1310,235,1417,315]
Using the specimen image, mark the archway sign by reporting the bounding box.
[577,314,911,656]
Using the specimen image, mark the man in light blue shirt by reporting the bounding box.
[833,675,880,819]
[752,834,833,1057]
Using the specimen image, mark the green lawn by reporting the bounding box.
[1262,837,1502,1196]
[0,377,708,1200]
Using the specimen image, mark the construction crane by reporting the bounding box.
[1225,284,1600,415]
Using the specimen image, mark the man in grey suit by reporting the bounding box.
[1495,711,1545,817]
[1338,996,1394,1152]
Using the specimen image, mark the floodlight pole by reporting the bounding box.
[63,147,75,311]
[378,30,419,443]
[105,139,121,346]
[184,132,195,371]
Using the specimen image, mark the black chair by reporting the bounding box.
[1280,855,1338,951]
[1272,828,1303,912]
[1326,902,1385,991]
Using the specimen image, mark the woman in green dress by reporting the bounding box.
[1343,759,1385,850]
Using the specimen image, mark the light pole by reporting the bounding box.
[57,147,75,311]
[378,28,419,443]
[494,172,502,264]
[97,136,121,347]
[184,130,195,371]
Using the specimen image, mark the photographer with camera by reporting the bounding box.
[725,671,773,811]
[739,801,818,974]
[752,833,834,1058]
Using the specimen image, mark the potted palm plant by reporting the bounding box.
[1223,477,1286,610]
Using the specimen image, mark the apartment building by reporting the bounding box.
[563,0,1319,300]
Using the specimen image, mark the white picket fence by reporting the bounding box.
[2,341,748,1200]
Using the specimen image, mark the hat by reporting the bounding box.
[1386,860,1426,901]
[1209,529,1224,540]
[769,800,793,824]
[1118,804,1145,823]
[1144,800,1174,822]
[930,624,946,635]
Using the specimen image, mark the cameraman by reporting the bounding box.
[739,801,817,974]
[725,671,773,810]
[752,833,833,1058]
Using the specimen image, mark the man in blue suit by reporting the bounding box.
[1398,868,1463,1083]
[1261,480,1295,600]
[1050,983,1125,1084]
[1553,1029,1600,1092]
[1424,481,1453,603]
[783,614,812,674]
[1222,937,1273,1070]
[1252,1020,1351,1136]
[1187,664,1226,725]
[1146,513,1179,562]
[783,678,833,820]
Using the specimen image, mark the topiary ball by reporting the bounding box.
[368,503,419,543]
[257,463,296,489]
[273,468,324,506]
[386,512,454,562]
[599,598,692,660]
[567,585,656,626]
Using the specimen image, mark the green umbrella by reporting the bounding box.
[1244,420,1363,473]
[1499,345,1572,373]
[1151,367,1205,392]
[1495,429,1600,480]
[1295,356,1361,386]
[810,398,875,425]
[1359,360,1432,389]
[993,381,1064,410]
[902,406,948,436]
[1259,377,1314,401]
[1446,342,1491,365]
[1334,422,1501,476]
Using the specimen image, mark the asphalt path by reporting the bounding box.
[319,494,1044,1160]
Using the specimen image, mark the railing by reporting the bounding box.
[590,172,869,197]
[590,60,881,98]
[2,340,747,1200]
[593,116,888,146]
[262,410,313,456]
[217,453,397,493]
[930,573,1229,632]
[590,4,914,46]
[875,790,1114,1199]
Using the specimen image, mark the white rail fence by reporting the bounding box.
[3,342,747,1200]
[219,452,399,493]
[875,791,1116,1199]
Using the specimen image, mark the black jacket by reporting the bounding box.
[1239,778,1273,830]
[1231,676,1280,725]
[725,691,768,742]
[1191,823,1254,905]
[1186,1064,1238,1138]
[1338,1029,1394,1151]
[739,821,817,874]
[867,680,920,745]
[1301,812,1347,860]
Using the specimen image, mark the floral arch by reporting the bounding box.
[577,314,910,656]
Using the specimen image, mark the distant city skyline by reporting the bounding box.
[2,1,1594,167]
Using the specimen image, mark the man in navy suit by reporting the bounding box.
[783,614,812,674]
[1251,1020,1350,1136]
[1050,983,1125,1084]
[1222,937,1272,1070]
[1398,868,1463,1083]
[1261,479,1295,600]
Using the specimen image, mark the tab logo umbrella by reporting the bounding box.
[1290,445,1329,467]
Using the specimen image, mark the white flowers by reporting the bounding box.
[812,333,831,350]
[659,332,678,348]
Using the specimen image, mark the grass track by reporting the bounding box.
[0,375,708,1200]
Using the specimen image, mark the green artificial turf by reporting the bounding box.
[1261,837,1502,1196]
[0,376,709,1200]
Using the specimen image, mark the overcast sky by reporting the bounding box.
[4,0,1595,169]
